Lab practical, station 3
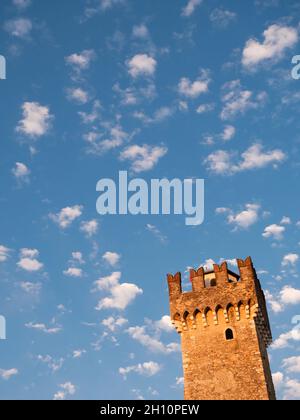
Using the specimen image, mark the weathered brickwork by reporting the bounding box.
[167,257,276,401]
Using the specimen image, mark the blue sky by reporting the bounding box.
[0,0,300,400]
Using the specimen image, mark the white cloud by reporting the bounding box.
[263,224,286,241]
[126,326,180,354]
[272,327,300,349]
[119,362,161,379]
[0,368,18,380]
[25,322,62,334]
[12,162,30,182]
[50,205,83,229]
[20,281,42,295]
[79,100,102,124]
[283,379,300,400]
[94,272,143,311]
[227,204,260,229]
[242,24,298,68]
[281,216,292,225]
[102,316,128,332]
[154,316,174,333]
[146,224,167,244]
[99,0,125,11]
[178,72,210,99]
[53,382,76,401]
[132,24,149,39]
[71,252,85,265]
[280,286,300,305]
[210,8,237,28]
[63,267,83,278]
[13,0,31,9]
[102,252,121,267]
[221,80,267,120]
[127,54,157,78]
[206,143,285,175]
[4,18,32,38]
[120,144,167,173]
[94,272,121,290]
[66,87,90,104]
[283,356,300,373]
[20,248,39,259]
[272,372,284,388]
[182,0,202,17]
[37,355,64,372]
[84,123,129,155]
[175,377,184,387]
[0,245,11,263]
[80,220,98,237]
[72,350,87,359]
[221,125,236,141]
[282,254,299,267]
[196,103,215,114]
[17,248,43,272]
[65,50,95,73]
[266,285,300,315]
[265,290,284,313]
[133,106,175,125]
[17,102,53,138]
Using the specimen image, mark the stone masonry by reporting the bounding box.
[167,257,276,401]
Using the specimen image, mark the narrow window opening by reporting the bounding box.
[225,328,234,341]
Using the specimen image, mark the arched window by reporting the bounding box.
[204,278,217,288]
[225,328,234,341]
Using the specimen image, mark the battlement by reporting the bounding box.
[167,257,272,347]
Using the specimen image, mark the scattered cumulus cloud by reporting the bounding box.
[206,143,285,175]
[17,248,43,272]
[12,162,30,183]
[126,325,180,354]
[263,224,286,241]
[282,254,299,267]
[66,87,90,105]
[4,18,32,38]
[119,361,161,379]
[120,144,168,173]
[50,205,83,229]
[53,382,76,401]
[102,252,121,267]
[210,8,237,28]
[94,272,143,311]
[63,267,83,278]
[102,316,128,332]
[242,24,298,69]
[182,0,202,17]
[17,102,53,138]
[12,0,31,9]
[0,245,11,263]
[25,322,62,334]
[217,204,260,230]
[0,369,18,381]
[65,49,96,76]
[127,54,157,78]
[178,71,210,99]
[80,220,99,238]
[221,80,267,120]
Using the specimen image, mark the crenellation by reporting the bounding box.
[166,256,276,400]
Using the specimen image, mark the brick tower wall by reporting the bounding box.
[167,257,276,401]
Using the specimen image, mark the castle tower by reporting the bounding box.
[167,257,276,401]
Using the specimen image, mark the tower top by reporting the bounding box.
[167,256,272,347]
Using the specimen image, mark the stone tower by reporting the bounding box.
[167,257,276,401]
